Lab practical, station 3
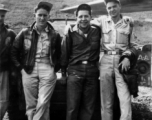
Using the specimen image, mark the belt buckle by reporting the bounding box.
[82,61,88,64]
[111,51,116,55]
[107,51,111,55]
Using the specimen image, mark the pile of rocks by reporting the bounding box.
[132,86,152,120]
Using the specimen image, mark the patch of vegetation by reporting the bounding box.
[1,0,152,34]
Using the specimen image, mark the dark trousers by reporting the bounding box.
[66,63,99,120]
[8,73,27,120]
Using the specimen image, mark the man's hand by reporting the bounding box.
[59,76,67,85]
[119,58,130,72]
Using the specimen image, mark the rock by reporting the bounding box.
[132,86,152,120]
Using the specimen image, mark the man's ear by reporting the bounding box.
[106,6,108,13]
[74,11,76,16]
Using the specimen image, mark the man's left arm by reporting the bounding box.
[54,33,62,73]
[119,18,138,72]
[9,30,18,78]
[127,18,139,68]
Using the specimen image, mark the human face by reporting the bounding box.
[76,10,91,28]
[106,2,121,18]
[0,11,6,26]
[35,8,50,28]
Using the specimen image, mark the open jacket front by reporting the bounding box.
[11,21,61,74]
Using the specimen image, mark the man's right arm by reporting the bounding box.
[11,30,24,72]
[91,16,102,27]
[61,33,70,75]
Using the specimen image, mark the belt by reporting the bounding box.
[77,61,96,65]
[35,58,50,63]
[104,50,122,55]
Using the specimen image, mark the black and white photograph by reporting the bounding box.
[0,0,152,120]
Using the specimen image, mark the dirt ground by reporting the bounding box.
[2,86,152,120]
[132,86,152,120]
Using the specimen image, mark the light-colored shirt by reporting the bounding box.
[34,25,51,62]
[92,15,135,52]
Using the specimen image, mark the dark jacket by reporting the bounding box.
[61,24,101,73]
[119,47,139,97]
[0,24,16,72]
[120,46,139,70]
[11,21,61,74]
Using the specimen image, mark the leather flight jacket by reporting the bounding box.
[11,21,61,74]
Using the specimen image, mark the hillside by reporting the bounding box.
[0,0,91,30]
[0,0,152,45]
[1,0,152,30]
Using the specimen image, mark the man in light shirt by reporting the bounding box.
[92,0,137,120]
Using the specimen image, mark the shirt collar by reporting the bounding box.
[106,16,112,22]
[106,14,123,24]
[33,25,49,34]
[72,24,91,33]
[72,24,79,32]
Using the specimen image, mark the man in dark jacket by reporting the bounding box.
[60,4,101,120]
[11,2,61,120]
[0,4,16,120]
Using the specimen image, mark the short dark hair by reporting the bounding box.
[35,5,51,13]
[34,2,53,13]
[76,4,91,16]
[104,0,120,4]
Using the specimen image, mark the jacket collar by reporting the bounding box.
[106,14,123,23]
[72,24,91,33]
[0,23,8,33]
[72,24,79,32]
[33,24,49,34]
[30,21,54,33]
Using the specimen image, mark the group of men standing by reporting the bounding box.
[0,0,138,120]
